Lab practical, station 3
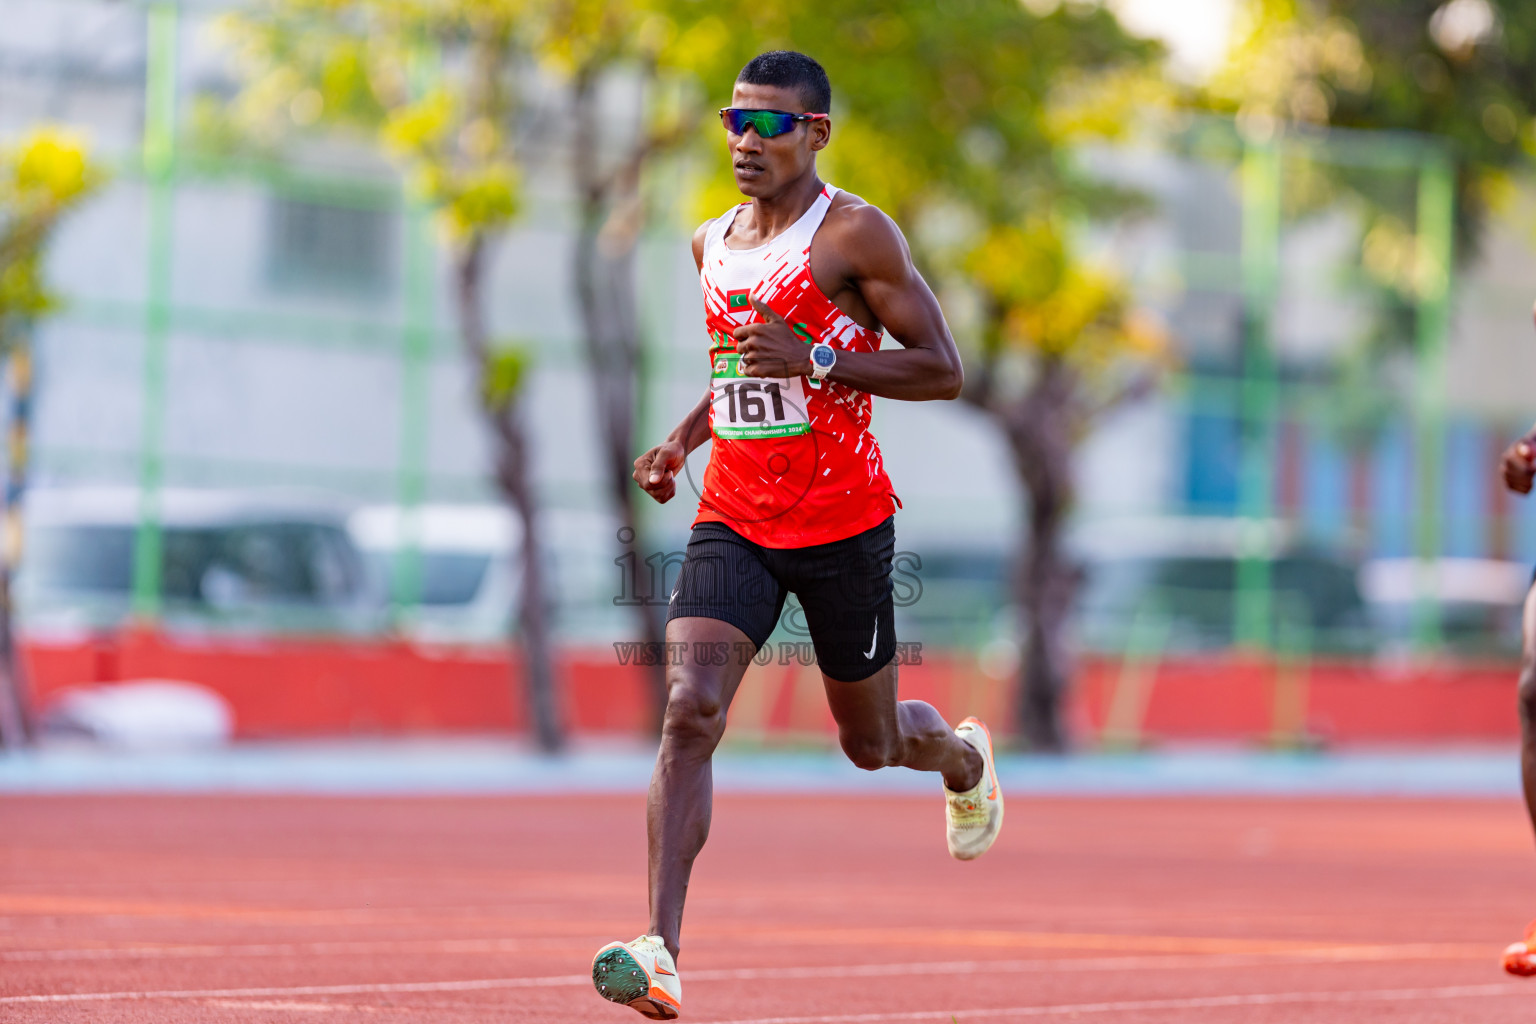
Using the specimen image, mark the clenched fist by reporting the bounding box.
[634,439,686,504]
[1502,437,1536,495]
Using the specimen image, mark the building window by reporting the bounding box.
[267,195,393,295]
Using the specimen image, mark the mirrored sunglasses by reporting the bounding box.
[719,107,829,139]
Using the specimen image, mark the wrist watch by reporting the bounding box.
[809,342,836,381]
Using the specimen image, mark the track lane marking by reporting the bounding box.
[0,939,592,962]
[689,983,1528,1023]
[0,948,1502,1004]
[0,940,1491,965]
[204,999,364,1013]
[0,893,1493,959]
[689,924,1487,957]
[0,978,592,1005]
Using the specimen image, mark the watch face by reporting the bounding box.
[812,345,836,368]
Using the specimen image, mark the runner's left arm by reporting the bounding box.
[733,205,963,402]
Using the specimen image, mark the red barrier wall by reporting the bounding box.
[20,632,1523,744]
[1074,655,1519,744]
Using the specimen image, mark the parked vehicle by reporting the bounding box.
[1070,517,1372,655]
[891,518,1371,656]
[348,503,519,643]
[347,503,626,644]
[1358,557,1528,658]
[18,488,381,637]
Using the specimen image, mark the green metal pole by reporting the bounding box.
[131,2,177,621]
[390,203,431,618]
[1234,136,1282,650]
[389,44,438,621]
[1411,152,1455,651]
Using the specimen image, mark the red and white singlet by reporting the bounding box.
[694,184,899,548]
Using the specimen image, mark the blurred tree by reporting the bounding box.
[0,127,105,748]
[536,0,719,732]
[222,0,734,741]
[681,1,1169,749]
[221,0,564,749]
[1211,0,1536,254]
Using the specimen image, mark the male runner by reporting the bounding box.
[1499,323,1536,975]
[590,51,1004,1019]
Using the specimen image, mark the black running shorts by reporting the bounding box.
[666,517,898,682]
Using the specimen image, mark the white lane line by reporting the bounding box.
[0,977,592,1005]
[0,938,1481,966]
[689,983,1527,1024]
[0,939,549,962]
[203,1000,364,1013]
[687,944,1488,980]
[0,948,1494,1005]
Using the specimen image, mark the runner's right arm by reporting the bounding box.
[634,391,711,504]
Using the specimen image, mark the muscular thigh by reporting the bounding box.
[665,615,756,715]
[821,657,900,742]
[667,521,787,654]
[778,517,898,684]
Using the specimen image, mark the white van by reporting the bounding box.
[348,503,518,643]
[347,502,628,644]
[19,487,381,637]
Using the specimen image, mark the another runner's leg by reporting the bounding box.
[1506,583,1536,975]
[821,660,981,792]
[1505,583,1536,976]
[1520,583,1536,844]
[648,615,755,959]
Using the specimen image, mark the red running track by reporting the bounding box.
[2,793,1535,1022]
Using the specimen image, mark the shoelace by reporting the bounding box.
[630,936,671,964]
[946,776,991,828]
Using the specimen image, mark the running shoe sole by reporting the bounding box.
[592,945,680,1020]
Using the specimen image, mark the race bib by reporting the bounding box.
[710,353,810,440]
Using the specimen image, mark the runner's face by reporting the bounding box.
[727,82,829,198]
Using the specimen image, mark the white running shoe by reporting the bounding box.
[945,716,1004,860]
[592,934,682,1019]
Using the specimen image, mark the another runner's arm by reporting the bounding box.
[633,222,717,504]
[1502,422,1536,495]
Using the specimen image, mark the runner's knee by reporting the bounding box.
[838,729,897,771]
[662,676,728,751]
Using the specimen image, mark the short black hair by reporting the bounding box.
[736,50,831,114]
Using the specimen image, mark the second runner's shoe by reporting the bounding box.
[592,935,682,1019]
[945,716,1003,860]
[1503,920,1536,976]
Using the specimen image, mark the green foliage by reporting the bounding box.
[1211,0,1536,257]
[223,0,1174,393]
[220,0,733,419]
[221,0,528,239]
[481,342,532,410]
[0,127,107,350]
